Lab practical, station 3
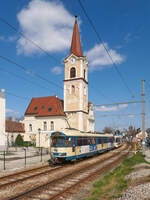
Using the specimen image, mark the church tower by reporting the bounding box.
[64,16,88,132]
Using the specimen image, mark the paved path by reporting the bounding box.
[0,149,50,172]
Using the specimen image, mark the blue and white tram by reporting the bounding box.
[50,129,114,163]
[114,135,123,148]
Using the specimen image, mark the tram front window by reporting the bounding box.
[52,136,65,147]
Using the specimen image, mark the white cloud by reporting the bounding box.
[124,33,132,43]
[8,35,18,42]
[128,114,134,118]
[17,0,74,55]
[6,108,19,115]
[85,43,124,71]
[51,66,63,75]
[6,108,14,113]
[95,104,128,112]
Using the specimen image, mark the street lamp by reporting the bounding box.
[38,128,41,152]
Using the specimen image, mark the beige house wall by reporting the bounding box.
[23,115,68,145]
[36,132,50,148]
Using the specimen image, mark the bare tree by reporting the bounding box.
[103,126,113,134]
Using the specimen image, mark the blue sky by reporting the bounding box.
[0,0,150,131]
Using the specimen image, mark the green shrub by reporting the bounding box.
[15,134,24,146]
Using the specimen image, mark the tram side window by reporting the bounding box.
[51,136,65,147]
[77,137,82,146]
[92,137,96,145]
[88,137,91,145]
[66,137,71,147]
[98,137,102,144]
[83,137,88,145]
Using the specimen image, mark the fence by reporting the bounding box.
[0,147,50,171]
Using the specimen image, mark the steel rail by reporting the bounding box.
[6,144,129,200]
[50,146,131,200]
[0,165,63,189]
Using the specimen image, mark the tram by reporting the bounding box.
[114,135,123,148]
[50,129,115,163]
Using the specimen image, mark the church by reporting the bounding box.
[23,17,95,148]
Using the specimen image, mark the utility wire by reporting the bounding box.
[0,17,58,62]
[78,0,134,98]
[5,91,29,100]
[64,0,116,102]
[95,100,142,107]
[0,67,51,91]
[97,113,142,117]
[90,84,114,102]
[0,55,63,90]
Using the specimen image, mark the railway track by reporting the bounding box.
[0,164,62,189]
[0,144,130,200]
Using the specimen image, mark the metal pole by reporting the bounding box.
[142,79,146,154]
[38,129,41,152]
[3,151,6,170]
[40,147,42,162]
[24,148,26,166]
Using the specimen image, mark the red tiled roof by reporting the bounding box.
[6,120,25,133]
[25,96,65,117]
[69,17,83,57]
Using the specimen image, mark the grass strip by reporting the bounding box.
[84,152,149,200]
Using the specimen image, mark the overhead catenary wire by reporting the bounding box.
[64,1,116,102]
[97,113,142,117]
[77,0,134,98]
[0,17,58,62]
[94,100,143,107]
[5,91,29,100]
[0,67,51,91]
[0,55,63,90]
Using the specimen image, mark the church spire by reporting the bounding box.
[70,16,83,57]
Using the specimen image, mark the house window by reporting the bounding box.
[70,67,76,78]
[34,106,38,111]
[43,121,47,131]
[51,121,54,131]
[29,124,32,132]
[71,85,75,95]
[11,135,14,143]
[48,106,52,112]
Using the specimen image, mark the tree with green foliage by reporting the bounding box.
[15,134,24,146]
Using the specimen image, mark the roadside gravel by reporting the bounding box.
[117,183,150,200]
[116,151,150,200]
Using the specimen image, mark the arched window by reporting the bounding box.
[72,85,75,94]
[43,121,47,131]
[70,67,76,78]
[29,124,32,132]
[51,121,54,131]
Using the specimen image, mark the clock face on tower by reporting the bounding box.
[70,57,75,64]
